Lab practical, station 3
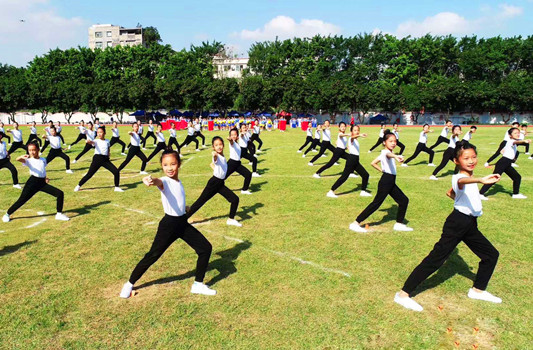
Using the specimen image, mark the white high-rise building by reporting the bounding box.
[88,24,144,50]
[213,54,250,79]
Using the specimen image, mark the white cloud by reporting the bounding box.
[235,15,341,41]
[375,3,524,38]
[0,0,88,66]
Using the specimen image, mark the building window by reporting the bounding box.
[106,31,112,37]
[107,41,112,47]
[95,31,103,38]
[95,42,103,48]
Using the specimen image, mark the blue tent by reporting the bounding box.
[209,112,220,117]
[183,111,194,118]
[244,111,253,117]
[369,114,388,125]
[258,111,272,117]
[169,109,182,117]
[129,110,145,116]
[228,110,241,117]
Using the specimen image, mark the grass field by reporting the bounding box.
[1,125,532,349]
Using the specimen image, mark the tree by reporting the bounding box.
[142,26,162,48]
[0,65,27,122]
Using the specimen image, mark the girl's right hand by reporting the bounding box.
[480,174,501,185]
[142,175,154,187]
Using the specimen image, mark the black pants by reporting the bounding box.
[71,133,86,147]
[194,131,205,146]
[429,136,450,150]
[309,140,335,164]
[8,141,27,155]
[188,176,239,219]
[402,210,499,295]
[147,142,167,162]
[118,146,147,172]
[432,147,454,176]
[181,135,199,149]
[168,136,180,152]
[57,132,65,145]
[299,136,313,151]
[40,140,50,153]
[480,157,520,195]
[396,140,406,155]
[486,140,506,164]
[247,140,256,156]
[226,159,252,191]
[26,134,42,147]
[250,133,263,150]
[241,148,257,173]
[75,143,93,161]
[0,132,10,143]
[46,148,70,170]
[110,136,126,153]
[316,147,347,175]
[142,131,157,147]
[0,158,18,184]
[404,142,434,164]
[129,214,212,284]
[517,142,529,153]
[369,137,384,151]
[304,139,320,155]
[331,154,369,191]
[7,176,64,215]
[79,154,120,187]
[356,173,408,224]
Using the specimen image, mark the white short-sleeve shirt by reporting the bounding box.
[314,130,321,139]
[392,130,400,140]
[502,140,517,160]
[49,135,62,149]
[452,173,483,217]
[213,154,227,180]
[336,134,347,149]
[229,141,241,161]
[23,157,47,178]
[187,127,195,136]
[0,141,7,159]
[31,127,37,135]
[379,129,385,138]
[306,128,313,137]
[158,177,186,217]
[440,126,449,138]
[322,129,331,142]
[156,132,165,143]
[418,131,427,144]
[463,131,472,142]
[148,125,154,132]
[170,129,176,138]
[448,135,458,149]
[86,130,96,141]
[78,126,86,134]
[348,138,360,156]
[112,128,119,138]
[380,149,396,175]
[12,129,22,142]
[94,139,110,155]
[130,133,141,147]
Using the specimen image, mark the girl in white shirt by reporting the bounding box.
[429,120,452,150]
[73,122,96,163]
[180,122,200,151]
[313,122,349,178]
[74,126,123,192]
[225,128,253,194]
[395,141,502,312]
[193,119,206,148]
[0,121,11,144]
[188,136,241,227]
[238,124,260,177]
[349,130,412,233]
[429,125,462,180]
[120,150,216,298]
[392,123,405,155]
[462,125,477,142]
[485,121,520,166]
[43,126,73,173]
[26,121,42,147]
[303,125,321,156]
[40,121,54,153]
[2,142,69,223]
[480,128,531,199]
[327,125,371,198]
[403,124,435,166]
[56,121,65,145]
[109,121,127,155]
[368,123,386,152]
[142,120,157,148]
[117,123,148,174]
[6,122,27,155]
[298,125,314,153]
[0,132,21,189]
[308,120,335,165]
[250,119,263,151]
[69,121,87,149]
[167,123,180,152]
[146,124,167,162]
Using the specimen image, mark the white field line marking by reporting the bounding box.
[143,221,156,226]
[0,230,4,233]
[112,204,147,215]
[26,218,47,228]
[183,156,194,165]
[37,211,45,216]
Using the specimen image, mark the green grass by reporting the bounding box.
[1,125,532,349]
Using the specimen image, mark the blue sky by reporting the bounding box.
[1,0,531,67]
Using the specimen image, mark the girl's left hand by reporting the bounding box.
[142,175,154,187]
[45,177,50,184]
[396,155,405,163]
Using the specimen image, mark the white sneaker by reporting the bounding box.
[74,185,80,192]
[349,221,367,233]
[326,190,338,198]
[139,171,148,175]
[401,163,408,167]
[312,149,318,152]
[226,218,242,227]
[253,154,258,158]
[196,149,201,152]
[394,292,423,311]
[349,173,359,178]
[368,150,372,153]
[484,162,490,168]
[526,152,530,155]
[114,187,124,192]
[2,214,10,223]
[248,162,253,166]
[427,163,436,167]
[142,147,147,150]
[190,282,217,296]
[511,163,518,168]
[467,288,502,303]
[72,160,77,164]
[528,156,533,160]
[55,213,70,221]
[256,150,262,153]
[13,184,22,189]
[429,175,438,180]
[479,194,489,201]
[302,154,306,158]
[360,190,372,197]
[313,173,320,179]
[321,154,327,157]
[393,223,413,232]
[67,145,71,150]
[121,153,126,156]
[66,169,73,174]
[308,162,313,166]
[334,162,340,165]
[252,172,261,178]
[241,190,252,195]
[120,282,133,299]
[297,150,302,153]
[512,193,527,199]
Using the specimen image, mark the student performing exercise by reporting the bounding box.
[402,124,435,167]
[0,132,21,189]
[118,122,148,174]
[43,126,73,174]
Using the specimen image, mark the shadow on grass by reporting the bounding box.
[336,186,363,196]
[257,168,270,175]
[0,240,37,257]
[411,248,476,297]
[65,200,112,217]
[191,202,264,224]
[135,241,252,290]
[367,205,410,227]
[485,183,513,196]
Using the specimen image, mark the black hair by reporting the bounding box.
[423,123,429,128]
[97,126,106,133]
[452,125,462,133]
[507,127,519,135]
[212,136,224,146]
[512,122,519,126]
[445,119,451,123]
[393,122,398,127]
[339,121,346,127]
[470,125,477,130]
[81,120,84,123]
[229,127,239,136]
[324,120,330,124]
[87,121,93,126]
[50,126,56,130]
[27,141,39,150]
[49,121,53,124]
[131,122,137,126]
[380,123,385,127]
[160,149,181,164]
[382,129,396,142]
[350,124,360,132]
[521,124,528,127]
[453,140,477,160]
